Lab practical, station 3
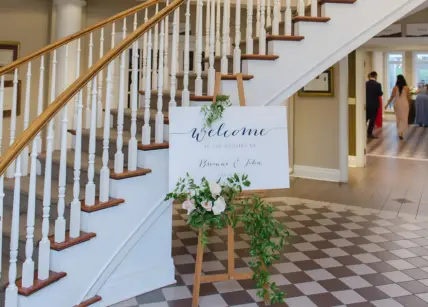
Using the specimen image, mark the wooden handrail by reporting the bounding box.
[0,0,186,176]
[0,0,160,75]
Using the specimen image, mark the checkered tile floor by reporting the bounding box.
[110,197,428,307]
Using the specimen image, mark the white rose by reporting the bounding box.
[209,183,222,197]
[212,197,226,215]
[201,201,213,212]
[182,199,196,215]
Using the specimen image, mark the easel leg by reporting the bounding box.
[192,230,205,307]
[227,225,235,277]
[261,261,270,305]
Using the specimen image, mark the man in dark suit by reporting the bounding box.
[366,71,383,139]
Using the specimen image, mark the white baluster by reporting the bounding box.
[208,0,216,95]
[100,24,115,200]
[246,0,254,54]
[21,136,38,287]
[284,0,292,35]
[84,76,98,206]
[0,76,5,282]
[233,0,242,74]
[142,11,149,94]
[259,0,267,55]
[194,0,200,72]
[97,28,105,128]
[181,0,191,106]
[155,18,165,144]
[100,62,114,201]
[170,7,179,107]
[5,155,21,307]
[273,0,280,35]
[70,38,83,238]
[128,13,139,170]
[205,0,211,61]
[256,0,260,37]
[142,29,153,144]
[221,0,229,74]
[195,0,204,96]
[164,0,170,88]
[54,45,69,243]
[226,0,231,55]
[215,0,221,56]
[114,19,127,174]
[152,4,159,90]
[6,69,19,179]
[266,0,272,28]
[35,56,45,153]
[297,0,305,16]
[311,0,317,17]
[85,33,94,129]
[38,50,57,280]
[111,23,116,84]
[21,62,32,177]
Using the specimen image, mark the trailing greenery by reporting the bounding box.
[201,95,231,128]
[235,196,291,304]
[166,174,290,304]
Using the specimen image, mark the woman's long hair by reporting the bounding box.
[396,75,407,95]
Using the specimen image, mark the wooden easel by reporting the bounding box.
[191,73,269,307]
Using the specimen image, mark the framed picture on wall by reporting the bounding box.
[3,80,22,117]
[298,67,334,97]
[0,42,19,73]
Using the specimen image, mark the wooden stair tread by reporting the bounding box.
[15,270,67,296]
[293,16,331,23]
[110,168,152,180]
[266,35,305,41]
[241,54,279,61]
[221,74,254,80]
[81,197,125,213]
[138,142,169,151]
[74,295,102,307]
[190,95,214,101]
[49,231,96,251]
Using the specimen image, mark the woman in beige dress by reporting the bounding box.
[385,75,410,140]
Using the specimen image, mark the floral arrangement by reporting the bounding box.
[165,174,291,304]
[410,87,418,100]
[200,95,231,128]
[165,173,249,245]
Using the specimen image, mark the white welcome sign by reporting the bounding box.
[169,106,290,190]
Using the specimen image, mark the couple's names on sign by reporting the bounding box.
[169,107,290,190]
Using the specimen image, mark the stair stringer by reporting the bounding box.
[16,149,173,307]
[227,0,427,107]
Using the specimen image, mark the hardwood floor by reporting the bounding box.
[266,155,428,219]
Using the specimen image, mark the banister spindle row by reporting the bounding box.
[0,76,4,285]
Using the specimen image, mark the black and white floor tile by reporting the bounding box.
[110,197,428,307]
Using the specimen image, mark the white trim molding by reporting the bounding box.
[348,155,358,167]
[292,165,341,182]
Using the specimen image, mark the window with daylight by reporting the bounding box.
[386,52,404,112]
[414,52,428,88]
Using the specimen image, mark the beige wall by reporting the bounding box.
[293,63,340,170]
[0,0,51,150]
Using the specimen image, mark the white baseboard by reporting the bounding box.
[293,165,341,182]
[348,156,357,168]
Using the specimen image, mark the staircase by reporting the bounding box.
[0,0,425,306]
